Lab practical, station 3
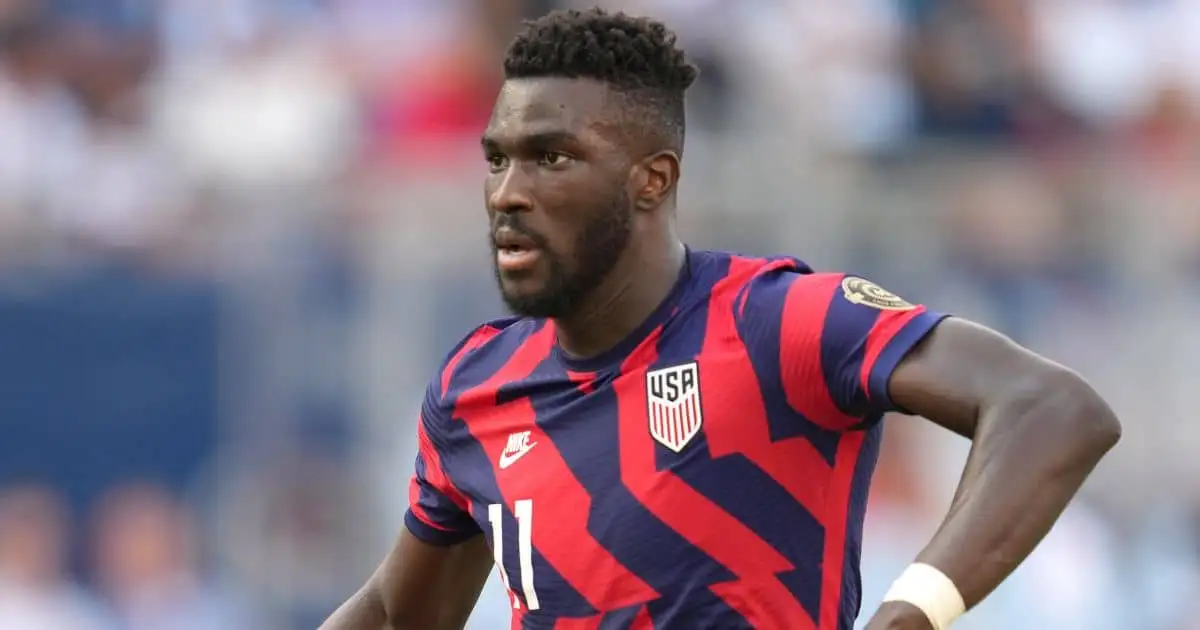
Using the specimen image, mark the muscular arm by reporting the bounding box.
[320,530,493,630]
[868,317,1121,628]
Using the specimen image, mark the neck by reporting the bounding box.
[553,238,686,360]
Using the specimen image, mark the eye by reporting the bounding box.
[486,154,508,172]
[539,152,571,167]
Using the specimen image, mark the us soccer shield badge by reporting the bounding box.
[645,362,703,452]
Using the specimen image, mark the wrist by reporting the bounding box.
[873,601,936,630]
[881,563,965,630]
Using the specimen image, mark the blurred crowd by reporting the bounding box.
[1,0,1199,629]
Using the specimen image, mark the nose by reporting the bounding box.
[488,164,534,214]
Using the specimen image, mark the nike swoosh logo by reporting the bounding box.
[498,442,537,469]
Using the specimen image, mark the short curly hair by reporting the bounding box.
[503,8,699,151]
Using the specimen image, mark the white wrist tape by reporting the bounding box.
[881,563,966,630]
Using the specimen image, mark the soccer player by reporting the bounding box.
[320,8,1120,630]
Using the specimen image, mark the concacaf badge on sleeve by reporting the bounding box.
[841,276,916,311]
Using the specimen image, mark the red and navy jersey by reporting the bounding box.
[405,250,949,630]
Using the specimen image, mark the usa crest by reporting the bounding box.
[645,362,703,453]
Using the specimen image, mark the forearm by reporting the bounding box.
[915,372,1120,607]
[320,582,389,630]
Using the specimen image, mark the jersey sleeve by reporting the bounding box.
[736,269,949,431]
[402,384,481,546]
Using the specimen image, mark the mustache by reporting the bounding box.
[491,215,549,249]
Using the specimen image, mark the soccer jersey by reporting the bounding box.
[405,250,948,629]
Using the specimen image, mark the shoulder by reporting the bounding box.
[689,250,883,328]
[687,249,815,305]
[728,259,936,347]
[688,249,830,317]
[427,315,543,409]
[729,259,909,317]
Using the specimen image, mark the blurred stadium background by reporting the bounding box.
[0,0,1197,628]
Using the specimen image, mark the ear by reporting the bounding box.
[631,150,681,212]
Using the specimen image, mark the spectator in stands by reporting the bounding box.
[90,482,252,630]
[0,484,113,630]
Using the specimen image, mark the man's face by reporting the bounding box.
[482,78,634,319]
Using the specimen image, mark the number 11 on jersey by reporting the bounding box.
[488,499,540,611]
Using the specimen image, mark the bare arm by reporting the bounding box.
[865,317,1121,629]
[320,529,494,630]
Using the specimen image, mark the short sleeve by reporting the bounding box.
[736,269,949,431]
[403,387,481,546]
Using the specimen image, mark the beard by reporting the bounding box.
[492,195,632,319]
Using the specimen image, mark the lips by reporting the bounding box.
[493,228,538,253]
[493,227,543,273]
